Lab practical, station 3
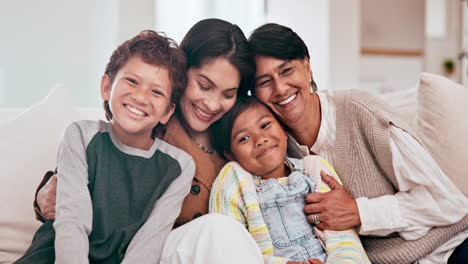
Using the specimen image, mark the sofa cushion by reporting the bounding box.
[379,87,417,125]
[0,85,78,263]
[415,72,468,197]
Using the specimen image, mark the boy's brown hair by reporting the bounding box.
[103,30,187,134]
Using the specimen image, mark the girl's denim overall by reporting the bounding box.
[254,158,326,262]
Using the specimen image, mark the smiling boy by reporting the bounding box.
[15,30,195,264]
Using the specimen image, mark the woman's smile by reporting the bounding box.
[192,104,217,122]
[277,92,297,106]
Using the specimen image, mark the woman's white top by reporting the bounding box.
[291,91,468,263]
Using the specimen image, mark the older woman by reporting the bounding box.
[248,23,468,264]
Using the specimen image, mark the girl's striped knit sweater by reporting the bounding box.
[209,155,370,264]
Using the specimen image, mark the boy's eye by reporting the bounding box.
[126,78,138,85]
[261,121,271,129]
[151,89,164,96]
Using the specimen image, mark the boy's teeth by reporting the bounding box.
[126,105,145,116]
[278,93,297,105]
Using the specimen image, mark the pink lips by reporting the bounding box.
[193,104,216,122]
[256,145,276,159]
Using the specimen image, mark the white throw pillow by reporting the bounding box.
[0,85,78,263]
[416,72,468,197]
[379,88,417,125]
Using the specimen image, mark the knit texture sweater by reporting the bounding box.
[209,156,370,264]
[330,89,468,264]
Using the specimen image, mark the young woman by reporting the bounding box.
[248,23,468,264]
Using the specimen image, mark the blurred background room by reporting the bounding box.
[0,0,467,112]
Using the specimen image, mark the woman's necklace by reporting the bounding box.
[183,127,215,154]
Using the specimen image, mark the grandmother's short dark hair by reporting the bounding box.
[248,23,317,94]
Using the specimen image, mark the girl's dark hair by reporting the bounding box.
[211,96,266,158]
[248,23,317,94]
[103,30,187,138]
[180,18,255,96]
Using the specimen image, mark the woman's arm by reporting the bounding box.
[356,126,468,238]
[306,157,370,264]
[122,156,195,264]
[54,122,92,264]
[34,171,57,221]
[304,126,468,238]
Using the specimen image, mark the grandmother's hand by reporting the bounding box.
[304,171,361,230]
[37,174,57,220]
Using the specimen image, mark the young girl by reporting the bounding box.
[209,97,370,264]
[15,30,195,264]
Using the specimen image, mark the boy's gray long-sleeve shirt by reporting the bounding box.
[54,120,194,264]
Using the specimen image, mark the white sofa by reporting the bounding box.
[0,73,467,263]
[0,86,105,264]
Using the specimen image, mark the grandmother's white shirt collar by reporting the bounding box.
[286,91,337,164]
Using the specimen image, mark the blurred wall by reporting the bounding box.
[154,0,265,44]
[119,0,155,43]
[0,0,156,108]
[0,0,120,107]
[266,0,330,90]
[360,0,425,92]
[361,0,425,51]
[267,0,361,91]
[425,0,462,80]
[329,0,360,90]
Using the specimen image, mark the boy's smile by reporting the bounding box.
[101,55,175,150]
[124,103,148,118]
[229,103,288,179]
